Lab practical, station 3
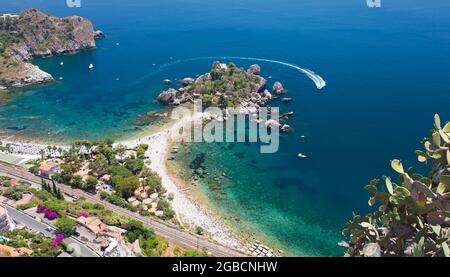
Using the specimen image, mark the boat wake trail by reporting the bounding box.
[132,56,326,90]
[215,57,326,90]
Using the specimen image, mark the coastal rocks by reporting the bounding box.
[280,124,292,132]
[16,9,96,58]
[180,77,195,86]
[265,119,281,129]
[0,9,99,90]
[0,62,54,89]
[247,64,261,75]
[157,88,178,104]
[263,90,272,100]
[272,81,287,94]
[94,30,105,39]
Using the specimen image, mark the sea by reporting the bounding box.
[1,0,449,256]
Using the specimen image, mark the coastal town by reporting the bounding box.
[0,112,283,257]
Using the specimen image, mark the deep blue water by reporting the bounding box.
[1,0,449,256]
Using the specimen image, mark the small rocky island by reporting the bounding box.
[157,61,293,130]
[157,62,279,109]
[0,9,103,90]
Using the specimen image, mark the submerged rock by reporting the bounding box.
[94,30,105,39]
[280,124,292,132]
[272,81,286,94]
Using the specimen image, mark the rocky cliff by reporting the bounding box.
[0,9,100,89]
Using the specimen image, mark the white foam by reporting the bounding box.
[132,56,326,90]
[214,56,326,90]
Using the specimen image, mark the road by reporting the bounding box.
[0,162,246,257]
[5,206,99,257]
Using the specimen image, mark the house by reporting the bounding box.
[219,63,228,71]
[0,244,33,257]
[75,216,107,234]
[38,159,62,178]
[101,231,122,241]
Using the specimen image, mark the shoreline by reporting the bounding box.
[117,110,245,250]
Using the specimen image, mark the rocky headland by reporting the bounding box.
[0,9,102,90]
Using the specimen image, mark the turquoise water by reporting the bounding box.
[1,0,450,255]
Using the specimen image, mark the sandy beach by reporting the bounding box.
[118,110,243,249]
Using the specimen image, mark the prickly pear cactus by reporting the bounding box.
[342,114,450,257]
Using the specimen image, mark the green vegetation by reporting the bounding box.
[3,172,207,257]
[55,217,76,236]
[173,246,209,257]
[0,32,22,55]
[0,230,62,257]
[0,178,31,201]
[41,179,64,200]
[343,114,450,257]
[100,191,137,212]
[124,220,168,257]
[53,139,176,222]
[113,175,139,198]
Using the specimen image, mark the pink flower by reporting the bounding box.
[79,211,90,218]
[44,210,59,220]
[51,234,65,248]
[37,205,47,214]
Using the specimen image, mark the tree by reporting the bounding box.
[124,157,144,175]
[41,179,49,192]
[55,217,76,236]
[83,175,98,192]
[136,144,149,159]
[115,144,127,160]
[52,181,58,195]
[89,154,108,176]
[143,173,165,194]
[218,94,228,109]
[342,114,450,257]
[113,175,139,198]
[56,188,63,200]
[125,220,155,243]
[70,175,83,189]
[200,94,213,108]
[96,144,115,165]
[108,165,133,178]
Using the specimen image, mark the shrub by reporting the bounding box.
[342,114,450,257]
[55,217,76,237]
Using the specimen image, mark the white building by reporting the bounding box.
[0,14,19,20]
